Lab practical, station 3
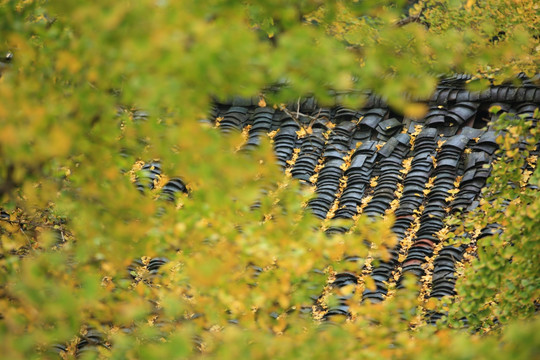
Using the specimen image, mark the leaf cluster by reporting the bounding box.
[0,1,538,359]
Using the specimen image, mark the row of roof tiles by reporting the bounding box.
[43,82,538,352]
[125,78,540,323]
[206,83,538,322]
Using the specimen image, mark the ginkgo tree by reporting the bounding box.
[0,0,538,359]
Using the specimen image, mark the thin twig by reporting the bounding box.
[395,3,428,28]
[0,218,57,228]
[280,101,351,176]
[395,14,422,27]
[18,226,33,248]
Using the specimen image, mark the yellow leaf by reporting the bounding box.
[412,125,424,136]
[296,128,307,137]
[134,282,145,296]
[0,124,17,146]
[47,126,72,157]
[404,103,428,119]
[400,157,413,174]
[364,276,377,291]
[56,50,81,74]
[339,284,356,296]
[267,130,278,139]
[424,298,438,311]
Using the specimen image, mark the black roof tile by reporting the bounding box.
[135,79,540,318]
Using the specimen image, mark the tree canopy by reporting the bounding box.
[0,0,539,359]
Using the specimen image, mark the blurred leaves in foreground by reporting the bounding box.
[0,0,538,358]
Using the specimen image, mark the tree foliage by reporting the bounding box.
[0,0,538,358]
[447,109,540,330]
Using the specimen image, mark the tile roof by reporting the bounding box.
[212,77,538,320]
[41,77,538,354]
[132,76,539,326]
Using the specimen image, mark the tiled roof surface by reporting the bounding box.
[134,76,539,324]
[43,78,539,354]
[209,77,538,321]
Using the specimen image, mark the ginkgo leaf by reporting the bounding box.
[404,103,428,119]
